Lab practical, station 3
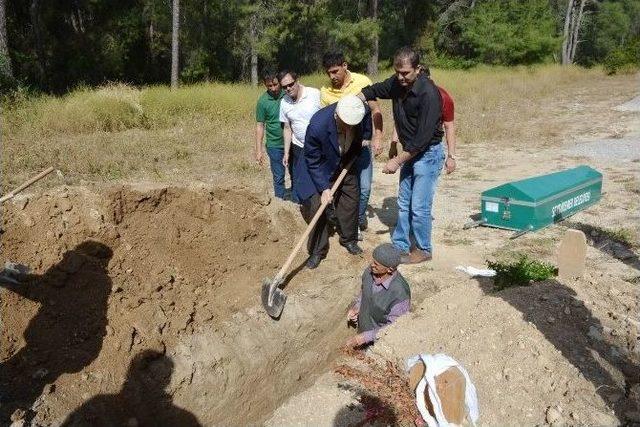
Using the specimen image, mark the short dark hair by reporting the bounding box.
[262,69,278,82]
[322,52,346,69]
[277,69,297,83]
[393,46,420,68]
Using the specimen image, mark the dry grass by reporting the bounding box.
[1,65,635,190]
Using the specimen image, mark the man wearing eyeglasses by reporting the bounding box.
[278,70,322,203]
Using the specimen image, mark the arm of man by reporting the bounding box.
[361,108,373,142]
[255,122,265,165]
[304,123,331,197]
[358,75,396,101]
[444,120,457,174]
[384,84,442,174]
[368,99,383,156]
[347,294,361,322]
[255,100,266,165]
[346,298,410,347]
[282,122,292,168]
[389,124,399,159]
[279,101,292,167]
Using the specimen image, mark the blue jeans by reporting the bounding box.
[392,143,445,253]
[266,147,286,199]
[355,146,372,225]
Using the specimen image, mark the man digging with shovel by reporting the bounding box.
[294,94,371,269]
[262,95,371,318]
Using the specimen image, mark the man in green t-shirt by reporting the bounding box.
[255,70,286,199]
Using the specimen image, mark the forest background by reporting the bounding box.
[0,0,639,95]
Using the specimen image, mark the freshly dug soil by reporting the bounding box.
[0,185,363,425]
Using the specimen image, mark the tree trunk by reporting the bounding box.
[171,0,179,90]
[366,0,378,77]
[0,0,13,80]
[562,0,586,65]
[561,0,573,64]
[250,12,258,86]
[569,0,586,62]
[30,0,46,87]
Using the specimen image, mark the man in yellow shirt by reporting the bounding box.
[320,52,383,237]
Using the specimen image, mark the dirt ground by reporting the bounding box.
[268,82,640,426]
[1,73,639,426]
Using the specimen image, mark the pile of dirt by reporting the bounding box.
[1,184,360,425]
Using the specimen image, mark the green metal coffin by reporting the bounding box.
[479,165,602,232]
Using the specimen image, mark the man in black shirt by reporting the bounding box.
[358,47,445,264]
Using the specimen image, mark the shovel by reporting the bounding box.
[0,167,55,204]
[262,159,355,318]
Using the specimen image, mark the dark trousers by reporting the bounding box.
[300,169,359,257]
[289,145,303,203]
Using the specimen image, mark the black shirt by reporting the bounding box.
[362,73,443,153]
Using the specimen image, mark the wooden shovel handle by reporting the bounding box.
[0,167,55,203]
[273,159,356,283]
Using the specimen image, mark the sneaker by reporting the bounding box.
[400,248,432,264]
[358,217,368,231]
[357,229,363,241]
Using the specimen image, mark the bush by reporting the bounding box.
[487,254,557,291]
[604,37,640,74]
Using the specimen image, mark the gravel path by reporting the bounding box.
[565,136,640,162]
[614,95,640,112]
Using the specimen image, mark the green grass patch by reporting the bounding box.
[487,254,557,291]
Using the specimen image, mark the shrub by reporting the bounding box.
[604,37,640,74]
[487,254,557,291]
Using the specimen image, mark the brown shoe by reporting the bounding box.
[400,248,432,264]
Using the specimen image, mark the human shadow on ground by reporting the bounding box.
[475,277,640,423]
[562,221,640,272]
[372,197,398,235]
[0,241,113,423]
[333,384,398,427]
[62,350,202,426]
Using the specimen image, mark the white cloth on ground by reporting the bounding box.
[406,353,479,427]
[455,265,496,277]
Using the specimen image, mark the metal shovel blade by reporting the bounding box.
[261,278,287,319]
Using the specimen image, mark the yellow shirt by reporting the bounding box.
[320,72,373,106]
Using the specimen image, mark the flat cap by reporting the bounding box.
[373,243,402,269]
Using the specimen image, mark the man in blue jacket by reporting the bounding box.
[294,95,372,269]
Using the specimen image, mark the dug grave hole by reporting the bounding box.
[1,185,364,425]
